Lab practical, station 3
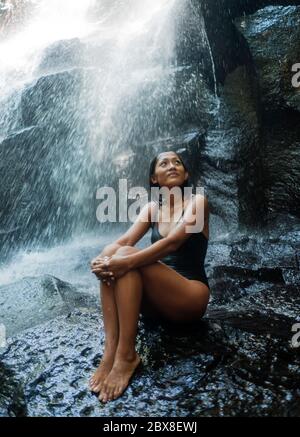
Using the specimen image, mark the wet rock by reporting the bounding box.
[201,65,262,234]
[174,1,216,89]
[0,274,96,336]
[206,231,300,303]
[0,362,27,417]
[0,126,52,253]
[0,232,299,417]
[0,121,71,253]
[236,5,300,112]
[21,69,82,128]
[0,279,299,417]
[235,6,300,222]
[36,39,85,75]
[0,68,101,247]
[198,2,300,230]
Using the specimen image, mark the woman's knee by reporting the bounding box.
[115,245,140,256]
[101,243,123,257]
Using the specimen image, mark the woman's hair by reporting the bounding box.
[149,151,192,205]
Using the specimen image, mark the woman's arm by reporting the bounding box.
[100,195,208,278]
[126,194,208,269]
[114,201,157,247]
[91,201,157,262]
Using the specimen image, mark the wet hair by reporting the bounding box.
[149,151,192,205]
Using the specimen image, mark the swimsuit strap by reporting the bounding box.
[151,195,194,228]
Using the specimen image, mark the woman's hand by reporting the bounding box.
[90,256,115,286]
[92,254,130,280]
[105,254,131,278]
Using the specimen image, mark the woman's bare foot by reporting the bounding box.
[98,352,141,403]
[89,350,116,393]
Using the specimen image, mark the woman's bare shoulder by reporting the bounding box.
[146,200,159,221]
[193,193,209,209]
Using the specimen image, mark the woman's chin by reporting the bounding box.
[161,181,183,189]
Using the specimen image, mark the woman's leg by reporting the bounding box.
[139,262,210,322]
[89,280,119,393]
[110,246,210,322]
[98,267,143,403]
[89,244,122,393]
[98,246,210,402]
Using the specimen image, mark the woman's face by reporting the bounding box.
[151,152,188,188]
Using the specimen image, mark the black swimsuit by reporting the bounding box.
[150,201,210,289]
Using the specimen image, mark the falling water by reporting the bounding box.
[0,0,96,93]
[0,0,96,137]
[0,0,218,269]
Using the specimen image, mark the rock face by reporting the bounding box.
[236,6,300,223]
[200,2,300,232]
[236,6,300,113]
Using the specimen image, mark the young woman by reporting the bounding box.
[89,151,210,403]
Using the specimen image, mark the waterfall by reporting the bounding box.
[0,0,96,94]
[0,0,218,261]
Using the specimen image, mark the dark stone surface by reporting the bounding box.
[0,233,299,417]
[196,2,300,230]
[201,65,263,234]
[0,287,299,417]
[0,362,27,417]
[235,6,300,222]
[235,6,300,112]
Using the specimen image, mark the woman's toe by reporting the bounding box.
[92,384,100,393]
[113,389,119,400]
[99,389,108,403]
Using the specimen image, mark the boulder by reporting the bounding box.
[236,6,300,222]
[0,279,299,416]
[0,274,96,336]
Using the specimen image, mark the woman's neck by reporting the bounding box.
[160,193,192,214]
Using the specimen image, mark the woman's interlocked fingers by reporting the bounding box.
[90,255,115,285]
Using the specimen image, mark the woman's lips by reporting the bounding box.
[168,172,179,177]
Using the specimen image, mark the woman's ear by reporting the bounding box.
[151,175,158,184]
[184,171,189,181]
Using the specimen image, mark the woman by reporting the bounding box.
[89,150,210,403]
